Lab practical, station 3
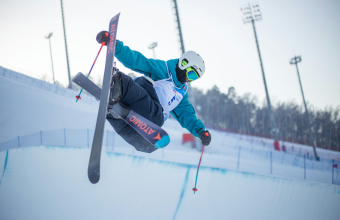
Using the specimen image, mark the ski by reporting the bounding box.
[87,13,120,184]
[72,72,170,149]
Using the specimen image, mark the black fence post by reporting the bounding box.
[332,160,334,184]
[304,155,306,180]
[270,151,272,174]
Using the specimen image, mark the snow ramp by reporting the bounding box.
[0,146,339,220]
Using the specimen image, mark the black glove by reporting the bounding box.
[96,31,109,45]
[199,130,211,146]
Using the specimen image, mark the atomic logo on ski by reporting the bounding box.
[129,116,156,135]
[153,133,161,140]
[126,112,169,146]
[108,17,117,54]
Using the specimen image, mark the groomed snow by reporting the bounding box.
[0,147,339,220]
[1,68,340,219]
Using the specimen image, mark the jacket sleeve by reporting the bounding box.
[170,93,205,137]
[115,40,167,80]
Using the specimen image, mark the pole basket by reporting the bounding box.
[76,96,81,100]
[192,188,197,192]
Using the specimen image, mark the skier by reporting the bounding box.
[96,31,211,152]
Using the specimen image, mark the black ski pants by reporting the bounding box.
[106,73,164,152]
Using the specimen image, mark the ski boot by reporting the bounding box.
[109,69,123,105]
[107,69,123,119]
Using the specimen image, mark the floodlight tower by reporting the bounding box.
[45,32,55,85]
[171,0,194,106]
[290,55,320,161]
[240,3,278,142]
[148,42,158,59]
[172,0,185,55]
[60,0,72,89]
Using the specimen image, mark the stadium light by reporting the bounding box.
[45,32,55,85]
[290,55,320,161]
[240,3,279,144]
[171,0,194,107]
[148,42,158,59]
[60,0,72,89]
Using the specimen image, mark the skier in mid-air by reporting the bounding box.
[96,31,211,152]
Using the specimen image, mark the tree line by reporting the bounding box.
[192,86,340,151]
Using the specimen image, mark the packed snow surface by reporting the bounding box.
[1,68,340,219]
[0,147,339,220]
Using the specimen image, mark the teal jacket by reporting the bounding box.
[115,40,205,137]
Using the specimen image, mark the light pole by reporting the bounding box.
[290,55,320,161]
[172,0,185,55]
[148,42,158,59]
[171,0,195,107]
[240,3,279,143]
[60,0,72,89]
[45,32,55,84]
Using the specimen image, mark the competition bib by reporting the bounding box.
[153,64,188,112]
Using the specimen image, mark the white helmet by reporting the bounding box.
[178,51,205,78]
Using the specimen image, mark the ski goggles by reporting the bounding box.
[181,60,200,82]
[186,67,200,82]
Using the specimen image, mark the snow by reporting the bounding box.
[0,147,339,220]
[0,67,110,144]
[0,67,340,219]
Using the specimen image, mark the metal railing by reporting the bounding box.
[0,128,115,152]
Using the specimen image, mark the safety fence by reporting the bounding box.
[197,136,340,185]
[0,128,339,185]
[0,66,96,106]
[0,128,115,152]
[216,131,340,164]
[209,122,339,152]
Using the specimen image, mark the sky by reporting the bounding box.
[0,0,339,110]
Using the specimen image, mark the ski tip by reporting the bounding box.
[88,170,100,184]
[155,135,170,148]
[72,72,83,82]
[88,175,100,184]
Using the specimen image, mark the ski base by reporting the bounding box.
[87,13,120,184]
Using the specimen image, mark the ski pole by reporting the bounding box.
[76,40,107,102]
[192,144,206,194]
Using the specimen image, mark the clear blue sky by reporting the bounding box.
[1,0,339,110]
